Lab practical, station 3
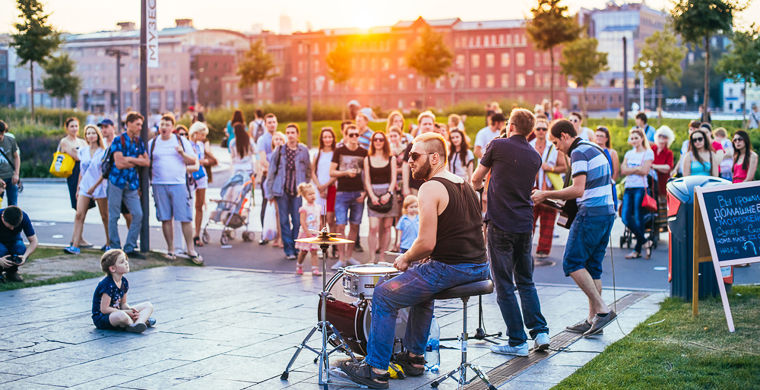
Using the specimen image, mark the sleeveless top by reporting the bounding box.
[690,156,711,176]
[368,158,391,184]
[428,177,487,265]
[733,161,748,183]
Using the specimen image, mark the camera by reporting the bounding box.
[8,255,22,265]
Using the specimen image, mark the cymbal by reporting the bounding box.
[294,236,354,245]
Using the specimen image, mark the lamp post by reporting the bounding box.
[139,0,149,252]
[623,37,628,127]
[306,42,312,148]
[106,48,128,127]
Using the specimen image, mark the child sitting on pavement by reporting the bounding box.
[395,195,419,254]
[91,249,155,333]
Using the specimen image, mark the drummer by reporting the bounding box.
[341,133,489,389]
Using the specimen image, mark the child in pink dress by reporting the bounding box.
[295,182,322,276]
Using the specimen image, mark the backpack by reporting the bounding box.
[101,136,127,179]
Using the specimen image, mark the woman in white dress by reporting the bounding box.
[189,122,211,247]
[64,125,107,255]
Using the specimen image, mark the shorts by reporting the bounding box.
[335,191,364,226]
[92,313,117,330]
[326,185,337,213]
[563,213,615,279]
[153,184,193,222]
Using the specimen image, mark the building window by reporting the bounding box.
[456,54,465,69]
[486,74,495,88]
[506,34,512,47]
[475,36,481,47]
[398,79,405,90]
[501,74,509,88]
[486,53,495,68]
[501,53,510,67]
[517,52,525,66]
[484,36,490,47]
[398,58,405,69]
[398,39,406,50]
[544,52,550,65]
[544,74,550,87]
[471,75,480,88]
[471,54,480,68]
[534,53,541,66]
[517,73,525,87]
[382,58,390,70]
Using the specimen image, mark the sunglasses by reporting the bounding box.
[347,133,359,138]
[373,137,386,142]
[409,152,429,161]
[733,138,744,143]
[692,137,704,142]
[178,132,188,137]
[535,127,547,131]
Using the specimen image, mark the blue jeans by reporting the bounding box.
[0,238,25,271]
[334,191,364,226]
[487,225,548,346]
[365,260,490,370]
[107,182,143,252]
[563,213,615,279]
[622,187,646,252]
[2,178,18,206]
[275,193,302,257]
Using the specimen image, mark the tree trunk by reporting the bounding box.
[703,35,711,120]
[30,62,35,119]
[582,86,588,119]
[657,77,663,119]
[549,49,555,107]
[423,78,429,110]
[743,80,748,128]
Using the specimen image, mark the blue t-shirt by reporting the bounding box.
[0,209,35,247]
[569,139,615,217]
[358,128,374,150]
[256,131,273,162]
[396,214,419,250]
[108,133,146,190]
[91,275,129,318]
[480,135,541,233]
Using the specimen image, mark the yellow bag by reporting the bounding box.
[49,150,75,178]
[546,172,564,190]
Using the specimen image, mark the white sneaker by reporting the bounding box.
[331,261,346,270]
[347,258,361,265]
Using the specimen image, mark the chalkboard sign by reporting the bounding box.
[697,181,760,263]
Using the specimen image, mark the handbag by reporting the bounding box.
[543,144,564,190]
[367,191,393,213]
[49,146,76,178]
[642,192,658,212]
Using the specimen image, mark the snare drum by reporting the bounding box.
[342,263,402,299]
[319,269,407,356]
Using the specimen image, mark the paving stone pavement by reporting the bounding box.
[0,266,666,389]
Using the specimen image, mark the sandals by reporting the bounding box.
[164,252,176,261]
[392,351,425,377]
[188,252,204,265]
[625,251,641,259]
[340,361,389,389]
[193,236,203,247]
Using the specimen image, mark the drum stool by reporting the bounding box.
[430,279,497,389]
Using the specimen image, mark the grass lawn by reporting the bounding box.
[0,246,198,292]
[555,285,760,389]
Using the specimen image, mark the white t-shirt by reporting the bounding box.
[678,139,690,173]
[149,135,195,184]
[718,138,734,174]
[529,139,559,189]
[474,126,499,152]
[229,138,257,173]
[624,148,654,188]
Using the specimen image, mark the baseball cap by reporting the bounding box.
[98,119,115,127]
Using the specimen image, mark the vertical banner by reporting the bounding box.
[146,0,158,68]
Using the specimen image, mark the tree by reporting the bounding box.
[405,25,453,109]
[236,40,277,103]
[559,36,608,117]
[526,0,582,105]
[10,0,60,117]
[326,43,353,119]
[633,29,687,117]
[717,27,760,126]
[42,53,81,109]
[671,0,746,113]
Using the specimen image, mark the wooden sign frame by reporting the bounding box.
[693,181,760,332]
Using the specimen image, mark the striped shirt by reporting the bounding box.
[570,140,615,217]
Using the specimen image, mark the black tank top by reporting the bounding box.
[368,158,391,184]
[429,176,487,265]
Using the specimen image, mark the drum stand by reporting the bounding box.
[281,230,362,389]
[440,295,502,344]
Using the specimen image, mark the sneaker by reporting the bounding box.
[100,245,111,252]
[565,319,592,334]
[347,258,361,265]
[583,310,617,337]
[534,333,550,351]
[63,246,80,255]
[258,239,269,245]
[286,254,297,261]
[146,318,157,328]
[125,322,147,333]
[311,267,321,276]
[331,261,346,270]
[490,342,529,357]
[354,242,364,253]
[125,251,145,260]
[296,266,304,275]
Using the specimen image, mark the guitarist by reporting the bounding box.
[530,119,616,337]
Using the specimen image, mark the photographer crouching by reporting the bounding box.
[0,205,38,283]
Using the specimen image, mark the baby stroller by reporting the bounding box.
[619,175,666,258]
[202,172,255,246]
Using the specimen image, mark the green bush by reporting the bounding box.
[0,107,87,129]
[7,123,66,178]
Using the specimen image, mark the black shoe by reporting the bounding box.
[340,360,389,389]
[125,251,145,260]
[392,351,425,377]
[354,242,364,253]
[5,270,23,283]
[258,239,269,245]
[0,273,5,283]
[146,317,157,328]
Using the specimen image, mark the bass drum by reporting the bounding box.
[318,270,408,356]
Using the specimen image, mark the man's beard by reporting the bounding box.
[411,159,432,181]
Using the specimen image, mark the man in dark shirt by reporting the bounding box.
[472,108,550,357]
[341,132,489,389]
[0,206,38,283]
[330,125,367,268]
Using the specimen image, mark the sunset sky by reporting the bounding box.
[2,0,759,35]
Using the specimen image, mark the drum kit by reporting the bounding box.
[280,227,406,389]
